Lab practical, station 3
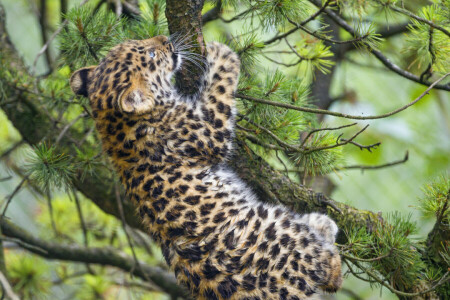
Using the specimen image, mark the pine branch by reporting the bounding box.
[32,0,91,75]
[264,0,332,45]
[308,0,450,91]
[237,72,449,120]
[344,151,409,171]
[385,2,450,38]
[0,218,189,299]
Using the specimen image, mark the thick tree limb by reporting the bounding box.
[0,218,188,299]
[165,0,206,95]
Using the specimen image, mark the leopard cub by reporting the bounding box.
[70,35,342,300]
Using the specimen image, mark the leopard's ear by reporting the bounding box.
[118,86,154,115]
[70,66,96,97]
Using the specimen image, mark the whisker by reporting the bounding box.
[182,56,206,73]
[180,53,207,66]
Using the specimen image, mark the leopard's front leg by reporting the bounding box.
[198,42,240,153]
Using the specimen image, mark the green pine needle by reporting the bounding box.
[59,5,126,68]
[290,130,344,176]
[417,173,449,221]
[27,143,75,193]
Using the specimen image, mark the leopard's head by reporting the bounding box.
[70,35,182,115]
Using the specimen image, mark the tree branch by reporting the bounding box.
[38,0,52,71]
[344,151,409,171]
[264,0,332,45]
[202,0,222,24]
[165,0,206,95]
[237,72,449,120]
[0,270,20,300]
[385,2,450,38]
[0,218,188,299]
[308,0,450,91]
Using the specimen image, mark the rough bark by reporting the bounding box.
[165,0,206,95]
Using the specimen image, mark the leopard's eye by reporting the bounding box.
[148,51,156,58]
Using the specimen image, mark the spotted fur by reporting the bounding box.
[70,35,342,300]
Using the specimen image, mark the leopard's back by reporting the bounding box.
[70,35,342,300]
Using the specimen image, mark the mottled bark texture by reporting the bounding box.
[165,0,206,95]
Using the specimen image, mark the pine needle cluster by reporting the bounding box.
[26,143,74,193]
[59,5,125,68]
[404,5,450,75]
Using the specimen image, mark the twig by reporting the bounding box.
[72,190,95,274]
[299,123,357,148]
[419,27,435,82]
[339,287,364,300]
[1,174,29,219]
[386,2,450,38]
[340,139,380,152]
[275,150,291,181]
[303,125,369,154]
[285,15,370,45]
[55,112,87,145]
[202,0,222,24]
[38,0,52,72]
[114,181,151,283]
[344,151,409,171]
[31,0,91,75]
[219,8,253,23]
[0,271,20,300]
[344,258,381,285]
[0,177,12,183]
[262,54,302,67]
[128,229,153,257]
[0,140,24,161]
[342,249,393,262]
[241,116,301,152]
[241,114,370,154]
[348,258,450,297]
[237,72,450,119]
[111,278,162,292]
[308,0,450,91]
[264,0,332,45]
[238,130,284,151]
[284,38,307,60]
[46,192,58,235]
